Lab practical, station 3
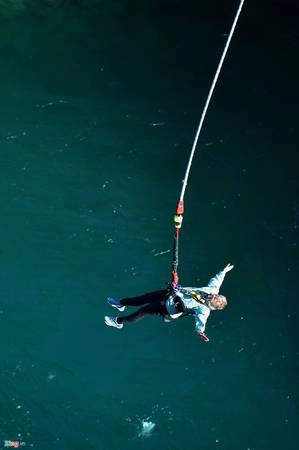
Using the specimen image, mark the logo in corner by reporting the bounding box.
[4,441,26,448]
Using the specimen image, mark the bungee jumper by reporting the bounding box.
[104,264,234,342]
[104,0,245,341]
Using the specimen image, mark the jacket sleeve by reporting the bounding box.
[206,270,225,294]
[194,307,210,333]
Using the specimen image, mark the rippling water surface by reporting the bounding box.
[0,1,297,449]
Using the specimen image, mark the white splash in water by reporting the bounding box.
[138,420,156,438]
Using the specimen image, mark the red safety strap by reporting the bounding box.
[171,201,184,288]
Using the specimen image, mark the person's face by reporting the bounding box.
[210,295,227,310]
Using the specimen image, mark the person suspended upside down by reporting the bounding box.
[104,263,234,342]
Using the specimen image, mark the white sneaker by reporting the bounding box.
[104,316,123,329]
[107,297,125,312]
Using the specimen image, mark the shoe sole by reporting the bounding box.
[107,298,125,312]
[104,316,123,329]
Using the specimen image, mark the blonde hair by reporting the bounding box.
[211,294,227,310]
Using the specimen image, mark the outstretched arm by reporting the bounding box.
[195,313,210,343]
[194,307,210,342]
[206,263,234,293]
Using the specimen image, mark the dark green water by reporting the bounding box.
[0,1,298,449]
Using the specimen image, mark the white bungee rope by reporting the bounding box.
[171,0,246,286]
[179,0,246,203]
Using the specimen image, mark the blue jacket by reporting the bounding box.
[165,270,226,333]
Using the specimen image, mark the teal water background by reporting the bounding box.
[0,1,298,449]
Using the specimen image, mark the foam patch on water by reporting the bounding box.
[138,420,156,438]
[125,404,173,439]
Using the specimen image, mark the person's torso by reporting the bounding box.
[166,288,211,318]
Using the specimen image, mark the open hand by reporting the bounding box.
[199,331,210,342]
[223,263,234,273]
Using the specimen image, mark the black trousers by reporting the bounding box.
[117,289,169,325]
